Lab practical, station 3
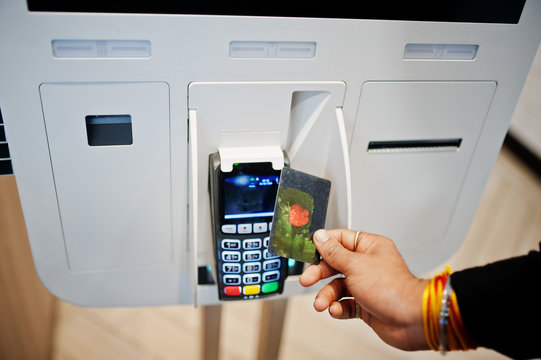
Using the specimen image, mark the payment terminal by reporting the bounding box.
[209,153,287,300]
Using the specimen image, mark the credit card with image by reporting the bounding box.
[268,167,331,264]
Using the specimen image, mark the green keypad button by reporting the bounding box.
[261,281,279,293]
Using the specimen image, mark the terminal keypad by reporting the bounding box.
[218,221,284,299]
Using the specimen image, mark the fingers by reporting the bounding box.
[321,229,359,252]
[329,298,358,319]
[299,229,367,286]
[324,229,389,255]
[312,229,359,276]
[313,279,359,320]
[313,277,349,312]
[299,261,338,287]
[299,229,360,286]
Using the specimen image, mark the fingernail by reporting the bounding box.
[314,229,330,243]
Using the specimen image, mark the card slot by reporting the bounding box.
[367,138,462,154]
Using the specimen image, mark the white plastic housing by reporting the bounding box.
[0,0,540,306]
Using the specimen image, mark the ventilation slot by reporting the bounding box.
[0,108,14,175]
[367,138,462,154]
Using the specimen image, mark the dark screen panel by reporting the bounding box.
[27,0,525,24]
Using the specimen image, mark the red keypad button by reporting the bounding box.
[224,286,241,296]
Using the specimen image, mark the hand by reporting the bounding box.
[299,229,429,351]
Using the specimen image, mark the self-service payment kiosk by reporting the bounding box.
[0,0,540,309]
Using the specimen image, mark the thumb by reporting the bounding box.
[313,229,357,276]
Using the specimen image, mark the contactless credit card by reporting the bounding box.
[268,167,331,264]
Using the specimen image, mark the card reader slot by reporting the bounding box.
[85,114,133,146]
[367,138,462,154]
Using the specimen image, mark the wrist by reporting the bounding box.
[408,278,431,350]
[422,267,477,353]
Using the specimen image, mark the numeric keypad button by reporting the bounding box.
[263,259,281,271]
[223,274,241,285]
[222,251,241,262]
[243,238,261,250]
[222,239,240,250]
[243,273,261,285]
[263,270,280,282]
[243,250,262,262]
[223,263,241,273]
[263,249,279,259]
[243,262,261,273]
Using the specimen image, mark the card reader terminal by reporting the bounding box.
[209,153,287,300]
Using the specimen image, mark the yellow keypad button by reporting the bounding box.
[243,284,260,295]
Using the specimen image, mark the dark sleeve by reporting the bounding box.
[450,243,541,360]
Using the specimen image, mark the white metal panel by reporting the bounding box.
[40,82,173,271]
[0,0,539,305]
[350,81,497,274]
